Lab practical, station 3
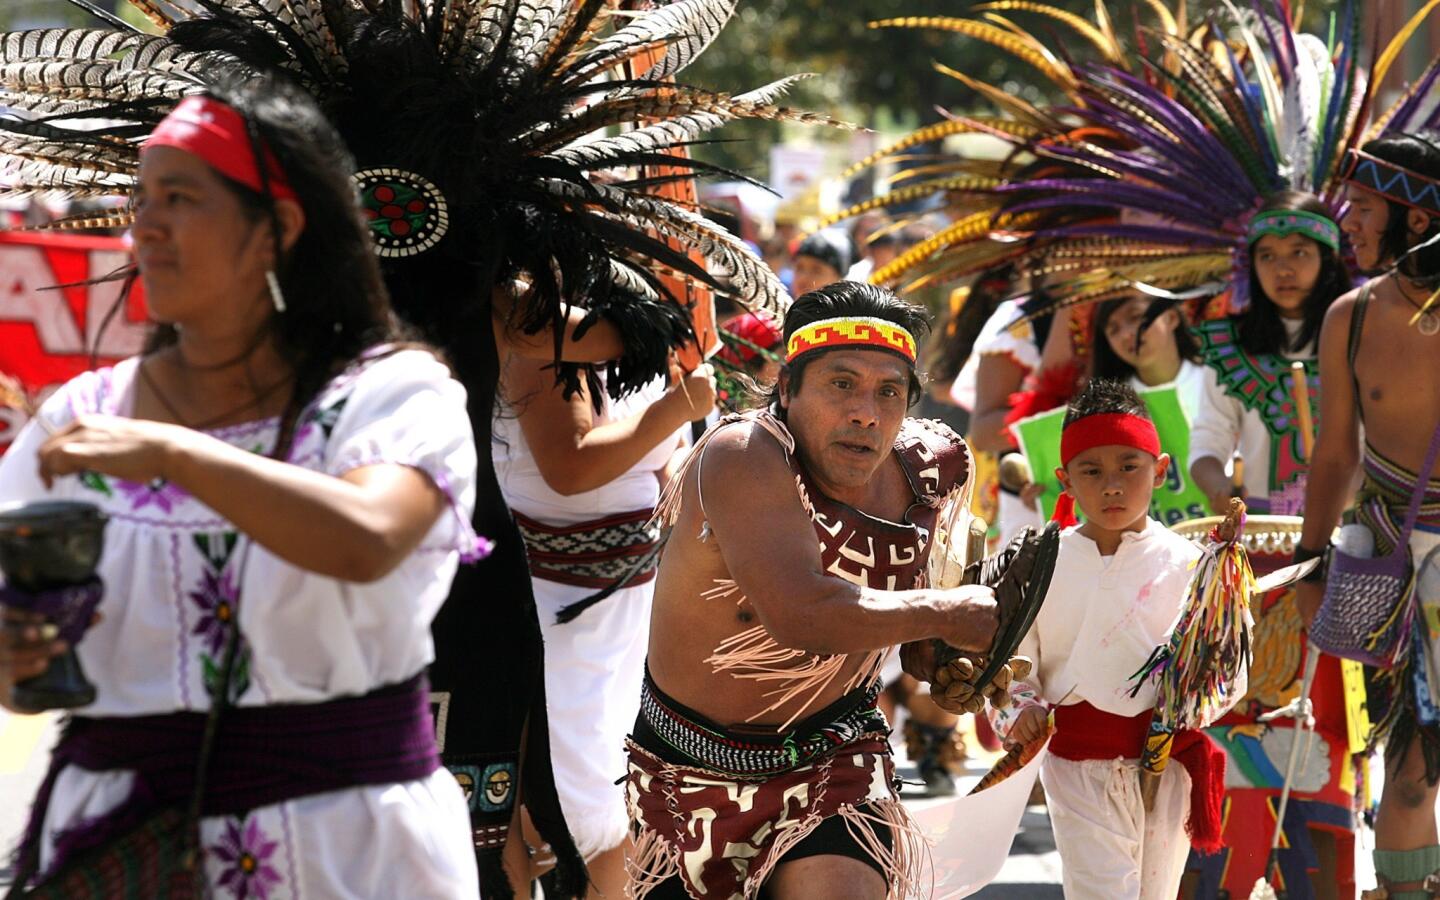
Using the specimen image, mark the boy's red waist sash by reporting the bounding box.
[1049,702,1151,761]
[1048,701,1226,853]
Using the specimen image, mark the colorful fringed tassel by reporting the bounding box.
[1129,499,1255,808]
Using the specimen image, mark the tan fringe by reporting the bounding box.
[738,756,839,896]
[737,760,931,900]
[653,410,795,530]
[837,799,935,899]
[624,825,681,900]
[704,577,888,728]
[628,802,930,900]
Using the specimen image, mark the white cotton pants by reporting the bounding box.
[535,576,653,860]
[1041,754,1193,900]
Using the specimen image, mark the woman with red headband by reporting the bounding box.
[992,378,1239,900]
[0,79,481,896]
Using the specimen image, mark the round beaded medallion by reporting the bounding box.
[354,167,449,257]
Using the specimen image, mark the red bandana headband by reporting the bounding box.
[1060,413,1161,467]
[145,96,297,202]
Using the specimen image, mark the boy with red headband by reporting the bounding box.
[996,378,1234,900]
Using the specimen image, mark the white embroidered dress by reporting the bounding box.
[0,349,481,899]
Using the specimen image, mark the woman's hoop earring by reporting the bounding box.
[266,270,287,313]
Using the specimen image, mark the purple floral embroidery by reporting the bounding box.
[189,567,239,656]
[116,478,187,513]
[212,816,282,899]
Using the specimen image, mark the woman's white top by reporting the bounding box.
[0,349,481,897]
[949,299,1043,412]
[492,376,678,524]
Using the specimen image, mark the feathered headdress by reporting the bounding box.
[0,3,843,897]
[0,0,840,395]
[828,0,1439,321]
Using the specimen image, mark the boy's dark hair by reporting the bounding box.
[1062,377,1151,429]
[1362,131,1440,279]
[764,281,931,411]
[1241,190,1353,355]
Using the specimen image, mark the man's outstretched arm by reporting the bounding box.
[700,423,997,656]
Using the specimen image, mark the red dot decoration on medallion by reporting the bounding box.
[352,167,449,258]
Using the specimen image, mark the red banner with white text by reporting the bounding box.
[0,231,148,454]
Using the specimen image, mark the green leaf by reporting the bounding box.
[201,652,221,699]
[80,471,112,497]
[229,645,252,703]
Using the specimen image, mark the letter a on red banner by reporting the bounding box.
[0,232,148,453]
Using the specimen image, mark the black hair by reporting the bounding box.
[1362,131,1440,280]
[794,230,853,278]
[1240,190,1351,355]
[1062,377,1150,429]
[763,281,931,412]
[142,74,411,457]
[1091,295,1200,382]
[925,263,1017,385]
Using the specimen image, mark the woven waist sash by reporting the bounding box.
[514,508,660,588]
[633,669,887,779]
[19,673,439,880]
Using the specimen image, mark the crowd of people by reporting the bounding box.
[0,2,1438,900]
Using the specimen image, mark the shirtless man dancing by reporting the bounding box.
[1297,130,1440,898]
[626,281,1000,900]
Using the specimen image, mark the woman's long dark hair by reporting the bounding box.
[1240,190,1351,356]
[925,263,1016,385]
[1090,295,1199,383]
[142,75,413,457]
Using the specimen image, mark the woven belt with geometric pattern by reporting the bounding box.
[514,507,660,589]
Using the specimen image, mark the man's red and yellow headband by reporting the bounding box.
[785,316,918,365]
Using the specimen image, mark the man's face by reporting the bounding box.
[792,256,843,297]
[1056,444,1168,533]
[781,349,911,492]
[1342,185,1390,272]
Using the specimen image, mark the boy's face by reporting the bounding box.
[1056,445,1169,532]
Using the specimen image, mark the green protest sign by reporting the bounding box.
[1011,385,1209,528]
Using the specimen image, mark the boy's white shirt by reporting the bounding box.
[993,518,1247,737]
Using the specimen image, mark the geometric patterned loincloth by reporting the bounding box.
[624,737,929,900]
[515,508,660,589]
[625,675,930,900]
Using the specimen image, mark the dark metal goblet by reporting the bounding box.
[0,500,108,712]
